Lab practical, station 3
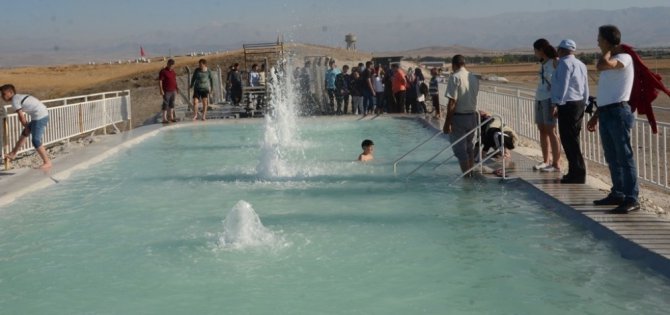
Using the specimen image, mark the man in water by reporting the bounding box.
[358,139,374,162]
[2,84,52,170]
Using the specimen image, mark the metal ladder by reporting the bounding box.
[393,114,510,183]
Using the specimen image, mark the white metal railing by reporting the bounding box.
[478,84,670,191]
[2,90,131,162]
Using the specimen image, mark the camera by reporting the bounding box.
[585,96,597,115]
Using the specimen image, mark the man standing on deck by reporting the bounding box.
[391,63,406,113]
[442,55,480,175]
[158,59,178,123]
[551,39,589,184]
[587,25,640,214]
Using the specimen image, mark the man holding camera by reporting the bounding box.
[587,25,639,214]
[551,39,589,184]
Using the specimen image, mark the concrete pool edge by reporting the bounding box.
[505,178,670,278]
[0,123,170,207]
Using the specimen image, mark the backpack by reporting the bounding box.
[419,82,429,95]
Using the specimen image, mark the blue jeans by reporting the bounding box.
[28,116,49,148]
[598,103,638,203]
[362,90,374,113]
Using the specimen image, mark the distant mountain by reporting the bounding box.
[346,6,670,52]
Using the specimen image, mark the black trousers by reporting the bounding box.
[557,101,586,179]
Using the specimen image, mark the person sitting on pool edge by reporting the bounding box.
[358,139,374,162]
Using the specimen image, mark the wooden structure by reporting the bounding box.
[241,41,285,115]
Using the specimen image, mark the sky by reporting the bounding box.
[1,0,669,62]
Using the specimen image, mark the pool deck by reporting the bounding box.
[488,152,670,273]
[2,116,670,276]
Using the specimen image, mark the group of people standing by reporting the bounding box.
[321,60,442,117]
[154,25,646,215]
[532,25,641,214]
[440,24,646,214]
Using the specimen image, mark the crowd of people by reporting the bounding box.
[296,59,443,117]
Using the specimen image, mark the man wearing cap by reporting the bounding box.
[587,25,640,214]
[551,39,589,184]
[158,59,178,123]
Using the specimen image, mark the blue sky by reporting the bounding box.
[6,0,669,42]
[1,0,669,63]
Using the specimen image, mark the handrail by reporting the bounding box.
[452,144,506,184]
[432,114,502,171]
[405,114,499,178]
[392,131,443,173]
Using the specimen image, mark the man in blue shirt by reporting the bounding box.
[325,59,341,114]
[551,39,589,184]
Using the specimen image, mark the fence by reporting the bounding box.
[2,90,131,162]
[478,84,670,192]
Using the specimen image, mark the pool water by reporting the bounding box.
[1,117,669,314]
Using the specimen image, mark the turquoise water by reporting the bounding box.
[1,117,669,314]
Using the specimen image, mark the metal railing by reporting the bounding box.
[478,84,670,191]
[392,131,443,173]
[403,115,509,182]
[2,90,131,163]
[391,113,509,182]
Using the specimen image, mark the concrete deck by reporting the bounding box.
[1,116,670,277]
[485,150,670,276]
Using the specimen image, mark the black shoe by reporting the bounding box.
[593,195,625,206]
[607,201,641,214]
[560,176,585,184]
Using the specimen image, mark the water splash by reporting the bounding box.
[256,60,304,178]
[218,200,285,249]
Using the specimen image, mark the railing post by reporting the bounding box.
[515,89,522,136]
[2,115,8,170]
[78,102,84,133]
[102,98,107,135]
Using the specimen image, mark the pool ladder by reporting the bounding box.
[392,114,510,183]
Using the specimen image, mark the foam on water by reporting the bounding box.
[217,200,286,250]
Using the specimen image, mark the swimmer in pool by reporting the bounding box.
[358,139,374,162]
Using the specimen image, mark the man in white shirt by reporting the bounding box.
[1,84,52,170]
[443,55,479,175]
[587,25,639,214]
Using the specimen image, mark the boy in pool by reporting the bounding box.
[358,139,374,162]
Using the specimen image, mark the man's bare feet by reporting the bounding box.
[38,162,52,171]
[193,115,198,121]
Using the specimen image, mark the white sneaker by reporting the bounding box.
[540,165,560,172]
[533,162,549,170]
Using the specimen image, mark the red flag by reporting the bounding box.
[140,46,145,57]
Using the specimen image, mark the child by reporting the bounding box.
[358,139,374,162]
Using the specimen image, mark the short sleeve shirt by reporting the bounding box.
[12,94,48,120]
[535,60,555,101]
[445,68,479,113]
[596,53,634,106]
[158,67,178,92]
